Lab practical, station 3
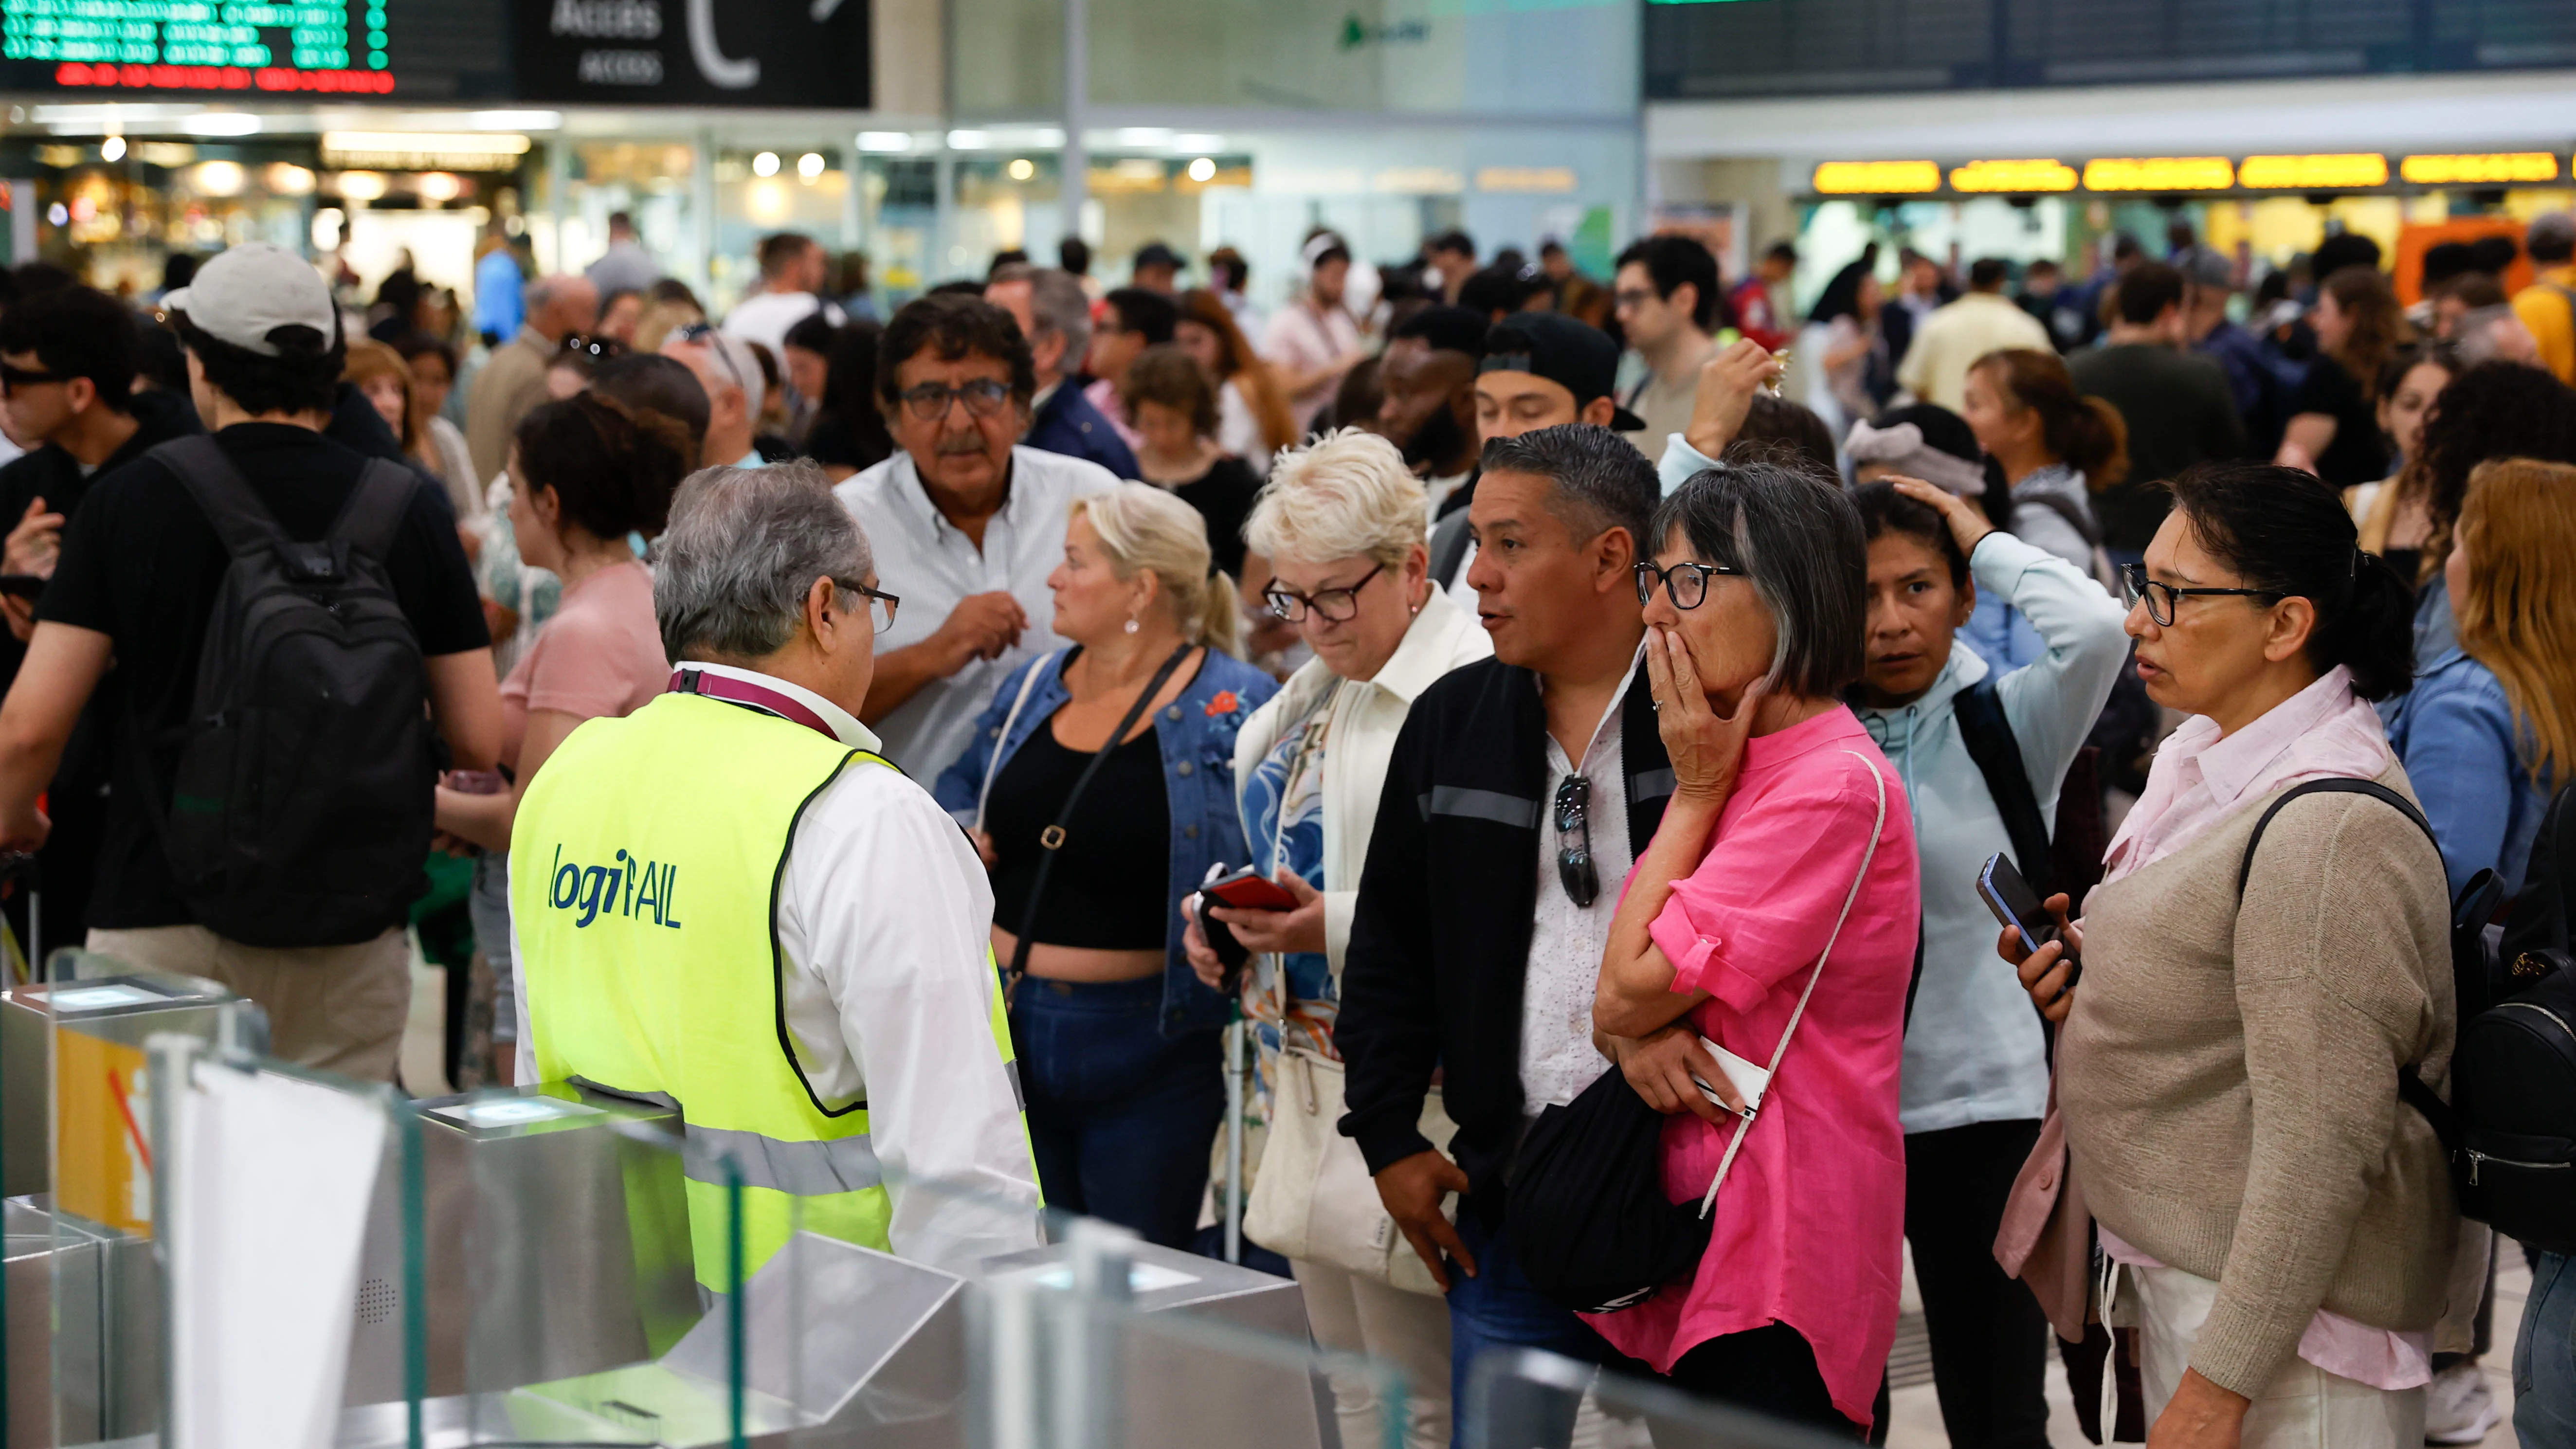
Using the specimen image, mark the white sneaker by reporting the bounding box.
[2425,1361,2502,1445]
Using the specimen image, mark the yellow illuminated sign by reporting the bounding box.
[1811,160,1941,195]
[1948,159,2078,193]
[2082,157,2234,191]
[2238,153,2388,189]
[2400,152,2561,184]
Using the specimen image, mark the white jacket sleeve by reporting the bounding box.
[1978,530,2133,815]
[777,766,1043,1273]
[1658,433,1722,496]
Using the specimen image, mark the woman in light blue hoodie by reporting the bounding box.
[1846,478,2130,1449]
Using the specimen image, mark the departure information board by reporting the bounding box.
[1646,0,2576,101]
[0,0,398,94]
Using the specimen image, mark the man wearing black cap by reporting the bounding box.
[1427,312,1644,596]
[0,242,498,1081]
[1375,305,1486,512]
[1130,240,1183,295]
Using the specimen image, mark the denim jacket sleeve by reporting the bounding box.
[1152,653,1280,1034]
[931,652,1051,823]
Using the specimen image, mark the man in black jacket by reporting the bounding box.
[1338,424,1668,1435]
[0,289,200,957]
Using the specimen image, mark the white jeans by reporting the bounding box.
[2116,1261,2424,1449]
[1293,1257,1453,1449]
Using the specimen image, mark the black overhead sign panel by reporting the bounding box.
[514,0,871,108]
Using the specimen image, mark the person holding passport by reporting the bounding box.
[1179,429,1491,1449]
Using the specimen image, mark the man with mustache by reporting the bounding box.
[834,294,1117,775]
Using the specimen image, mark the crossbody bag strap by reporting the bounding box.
[1007,644,1196,983]
[1699,750,1889,1218]
[976,653,1058,833]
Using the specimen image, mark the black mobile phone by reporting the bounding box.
[0,575,43,600]
[1977,852,2057,954]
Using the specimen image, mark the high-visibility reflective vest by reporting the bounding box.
[512,690,1011,1289]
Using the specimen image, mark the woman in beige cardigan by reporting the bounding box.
[1179,429,1492,1449]
[2005,462,2458,1449]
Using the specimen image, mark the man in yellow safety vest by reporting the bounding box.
[511,459,1041,1289]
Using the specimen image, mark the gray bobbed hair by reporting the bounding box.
[654,459,873,663]
[1649,459,1868,699]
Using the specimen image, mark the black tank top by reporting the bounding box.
[986,715,1172,950]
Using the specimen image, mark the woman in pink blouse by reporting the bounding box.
[1592,458,1921,1433]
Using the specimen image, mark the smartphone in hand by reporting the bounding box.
[1978,852,2080,995]
[1196,866,1298,995]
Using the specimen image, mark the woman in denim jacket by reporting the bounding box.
[2387,458,2576,900]
[935,483,1277,1247]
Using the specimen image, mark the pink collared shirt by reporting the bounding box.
[2089,665,2430,1390]
[1582,707,1920,1429]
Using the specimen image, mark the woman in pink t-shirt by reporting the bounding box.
[434,393,690,1073]
[1592,459,1920,1434]
[436,392,689,848]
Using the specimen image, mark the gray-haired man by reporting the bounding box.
[986,263,1139,479]
[466,271,598,482]
[510,459,1041,1279]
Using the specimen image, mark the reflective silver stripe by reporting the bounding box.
[1004,1058,1026,1112]
[1632,769,1676,803]
[682,1123,884,1196]
[1426,786,1542,829]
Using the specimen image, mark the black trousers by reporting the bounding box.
[1617,1322,1855,1446]
[1905,1119,2052,1449]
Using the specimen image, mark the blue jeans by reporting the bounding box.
[1010,975,1222,1250]
[2519,1250,2576,1449]
[1447,1212,1611,1449]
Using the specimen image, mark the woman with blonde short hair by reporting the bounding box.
[934,482,1276,1248]
[1177,430,1492,1449]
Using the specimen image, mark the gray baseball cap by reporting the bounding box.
[163,241,341,356]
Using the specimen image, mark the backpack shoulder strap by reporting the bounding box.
[2017,490,2104,551]
[1953,674,2057,899]
[151,435,289,561]
[329,457,421,564]
[2233,777,2434,898]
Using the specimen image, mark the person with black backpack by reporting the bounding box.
[0,242,497,1082]
[2004,464,2457,1449]
[1845,476,2129,1449]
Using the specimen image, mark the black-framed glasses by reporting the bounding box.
[1554,776,1598,908]
[2117,562,2280,627]
[1634,560,1741,611]
[896,378,1014,422]
[0,363,63,395]
[838,580,900,631]
[1264,562,1384,623]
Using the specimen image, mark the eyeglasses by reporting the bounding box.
[1612,288,1659,310]
[838,580,901,631]
[1554,776,1598,908]
[1633,560,1741,611]
[560,333,627,362]
[0,363,63,395]
[2117,562,2279,627]
[672,322,751,395]
[1264,562,1384,623]
[897,379,1014,422]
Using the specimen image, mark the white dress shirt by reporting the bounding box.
[516,663,1042,1272]
[1519,646,1646,1112]
[834,446,1118,776]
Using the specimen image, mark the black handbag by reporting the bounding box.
[1506,750,1889,1315]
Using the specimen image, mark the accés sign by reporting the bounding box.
[515,0,869,108]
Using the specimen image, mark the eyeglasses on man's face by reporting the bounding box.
[1633,560,1742,611]
[1264,562,1384,624]
[897,378,1014,422]
[0,363,64,397]
[839,580,900,632]
[2117,562,2279,628]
